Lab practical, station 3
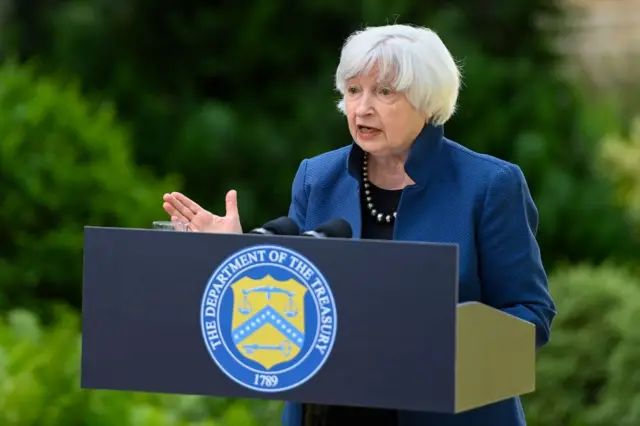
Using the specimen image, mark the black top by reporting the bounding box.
[359,181,403,240]
[302,180,403,426]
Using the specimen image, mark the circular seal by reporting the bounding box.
[200,244,338,393]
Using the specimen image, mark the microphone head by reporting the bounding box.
[315,218,352,239]
[260,216,300,236]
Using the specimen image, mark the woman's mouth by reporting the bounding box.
[357,125,382,138]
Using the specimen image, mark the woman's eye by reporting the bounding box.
[347,86,360,94]
[380,87,393,96]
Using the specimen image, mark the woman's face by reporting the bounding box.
[344,68,426,158]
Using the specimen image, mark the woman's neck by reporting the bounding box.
[367,152,414,190]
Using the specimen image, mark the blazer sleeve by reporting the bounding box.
[287,159,309,231]
[478,163,557,349]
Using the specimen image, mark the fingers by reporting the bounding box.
[163,201,189,222]
[163,191,238,223]
[172,192,202,212]
[163,192,195,221]
[225,190,239,218]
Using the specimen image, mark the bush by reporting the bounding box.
[523,264,640,426]
[7,0,638,268]
[0,59,180,314]
[598,116,640,230]
[0,307,283,426]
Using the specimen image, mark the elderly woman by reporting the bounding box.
[163,24,556,426]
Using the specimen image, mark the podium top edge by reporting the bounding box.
[83,226,460,249]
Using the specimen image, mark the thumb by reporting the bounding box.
[225,189,239,218]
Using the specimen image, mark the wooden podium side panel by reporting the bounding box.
[454,302,536,413]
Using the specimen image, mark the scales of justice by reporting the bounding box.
[235,285,301,359]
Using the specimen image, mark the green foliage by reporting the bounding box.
[598,116,640,229]
[0,59,180,314]
[0,307,284,426]
[4,0,634,266]
[523,264,640,426]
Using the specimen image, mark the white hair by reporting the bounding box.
[335,24,461,125]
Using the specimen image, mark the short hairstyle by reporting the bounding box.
[335,24,461,126]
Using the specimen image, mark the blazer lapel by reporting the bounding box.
[394,184,433,242]
[340,178,362,239]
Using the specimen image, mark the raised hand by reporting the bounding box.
[162,190,243,234]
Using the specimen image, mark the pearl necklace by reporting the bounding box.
[362,152,397,224]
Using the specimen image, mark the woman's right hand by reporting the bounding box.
[162,190,243,234]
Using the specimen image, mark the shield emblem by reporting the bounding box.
[230,274,307,370]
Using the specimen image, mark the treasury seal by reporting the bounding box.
[200,244,338,392]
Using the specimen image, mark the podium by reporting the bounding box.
[81,226,535,414]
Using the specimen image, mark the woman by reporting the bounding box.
[163,24,556,426]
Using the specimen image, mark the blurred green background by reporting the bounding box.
[1,0,640,425]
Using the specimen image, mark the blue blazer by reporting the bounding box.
[282,124,557,426]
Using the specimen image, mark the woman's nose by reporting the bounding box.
[354,93,374,116]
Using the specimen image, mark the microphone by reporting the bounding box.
[248,216,300,236]
[302,218,352,239]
